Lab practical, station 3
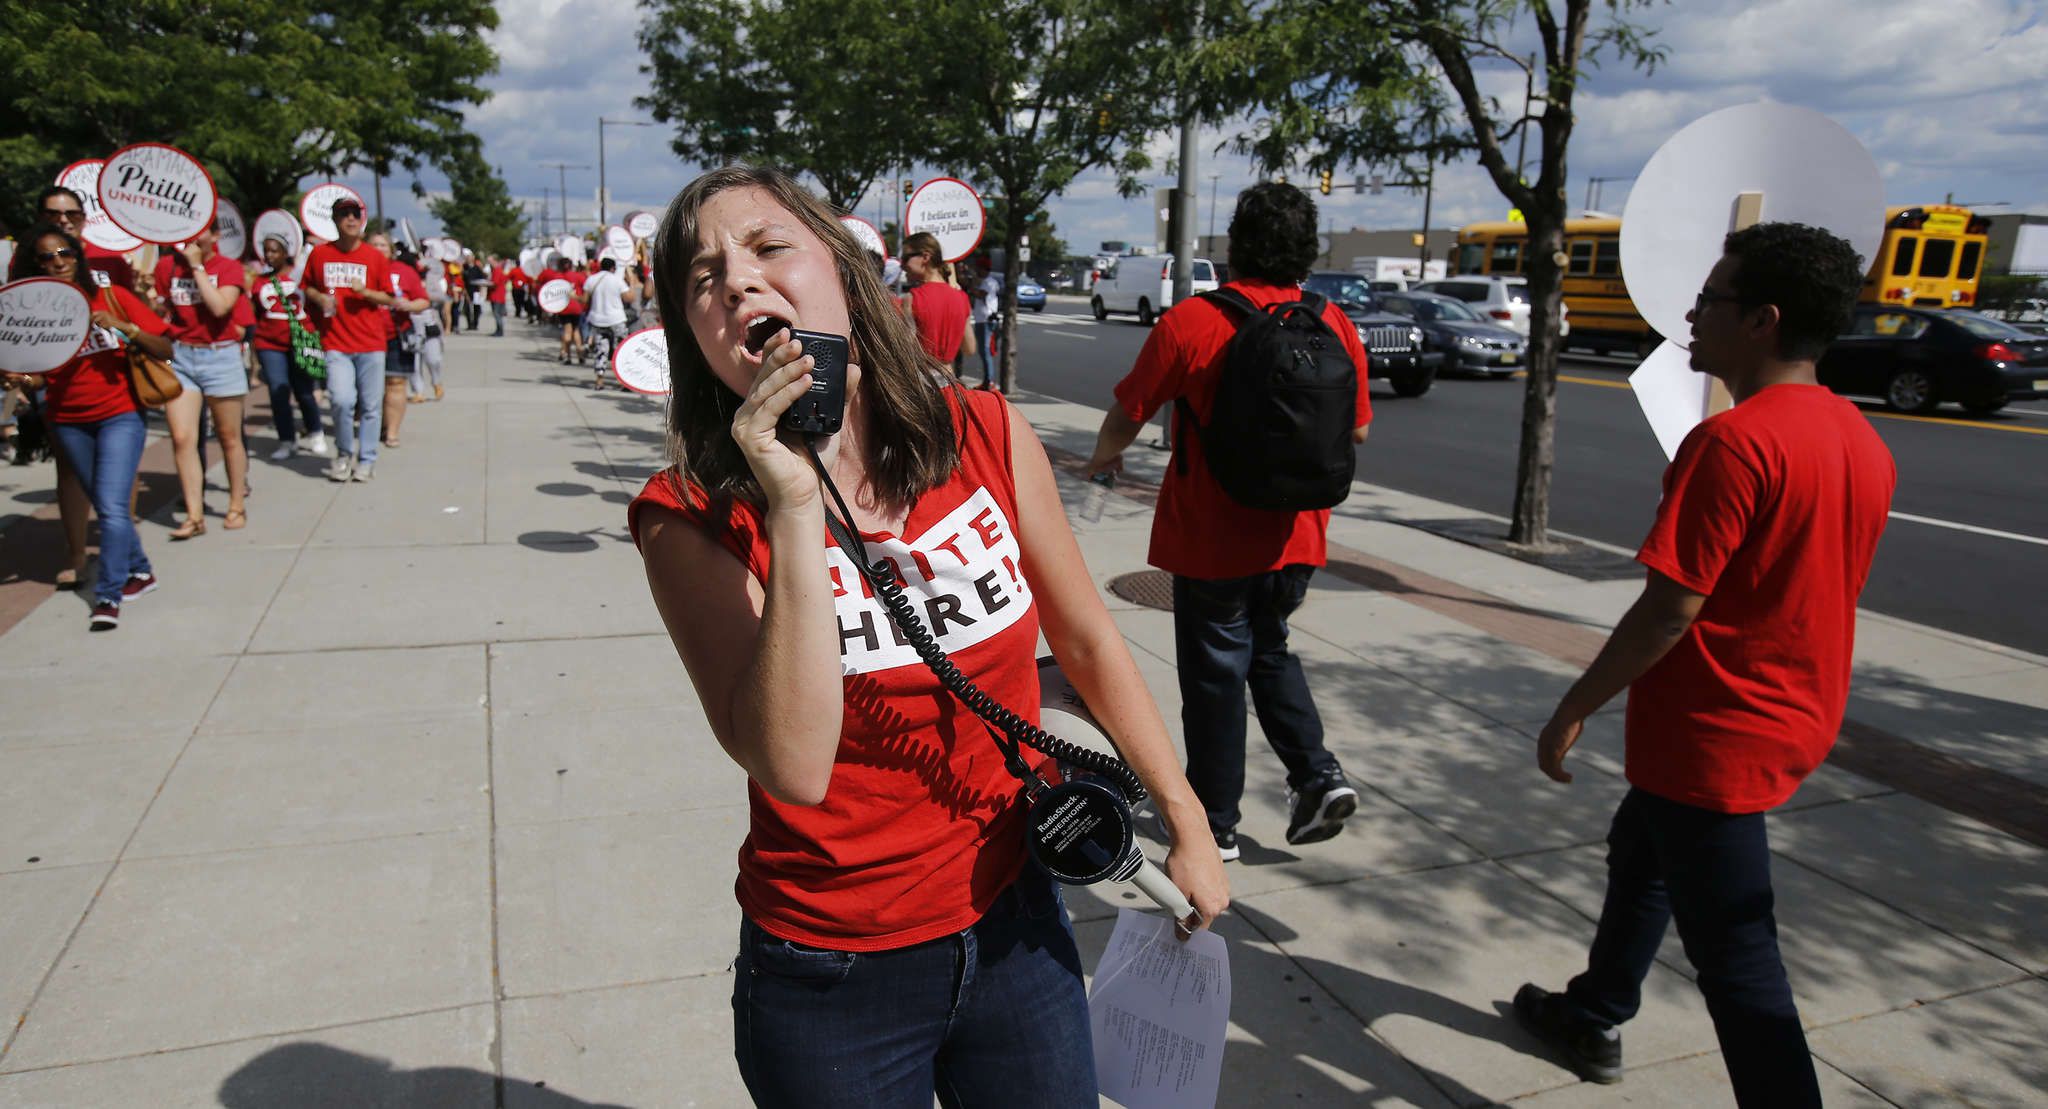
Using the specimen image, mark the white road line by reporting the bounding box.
[1887,511,2048,547]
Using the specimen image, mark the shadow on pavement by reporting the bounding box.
[219,1042,631,1108]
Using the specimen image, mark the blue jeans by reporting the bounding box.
[50,412,151,605]
[732,865,1095,1108]
[1173,566,1339,834]
[324,350,384,464]
[1565,788,1820,1108]
[256,347,322,442]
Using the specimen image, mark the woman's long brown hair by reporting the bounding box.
[651,165,960,507]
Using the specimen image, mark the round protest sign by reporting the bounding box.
[98,143,218,245]
[253,208,303,259]
[554,234,586,264]
[55,160,143,253]
[604,225,635,259]
[611,327,671,395]
[838,215,887,258]
[0,277,93,375]
[299,183,363,244]
[518,247,541,279]
[537,278,574,315]
[626,210,660,241]
[437,238,465,263]
[215,199,248,260]
[905,178,985,263]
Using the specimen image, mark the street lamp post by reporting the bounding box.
[541,161,590,236]
[598,118,655,228]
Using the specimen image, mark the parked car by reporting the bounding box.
[1015,277,1046,312]
[1301,273,1441,397]
[1376,290,1527,376]
[1411,275,1569,339]
[1819,306,2048,414]
[1091,254,1220,324]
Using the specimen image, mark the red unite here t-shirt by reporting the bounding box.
[43,286,169,424]
[83,245,135,293]
[1626,384,1896,813]
[383,260,427,340]
[908,281,970,362]
[1112,279,1374,579]
[627,388,1046,952]
[304,242,393,353]
[153,253,248,345]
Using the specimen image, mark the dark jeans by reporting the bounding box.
[50,412,151,605]
[732,865,1095,1108]
[255,346,322,442]
[490,300,505,335]
[1565,788,1820,1108]
[464,297,481,330]
[1173,566,1338,834]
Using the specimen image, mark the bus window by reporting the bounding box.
[1489,240,1523,273]
[1567,241,1593,275]
[1594,238,1620,276]
[1890,236,1918,277]
[1957,241,1982,281]
[1457,241,1487,274]
[1918,238,1956,279]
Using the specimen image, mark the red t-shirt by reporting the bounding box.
[1626,384,1896,813]
[43,286,167,424]
[1112,279,1374,579]
[627,388,1044,952]
[248,271,312,352]
[488,263,509,304]
[82,245,135,293]
[908,282,970,362]
[304,241,392,353]
[382,260,427,341]
[153,253,247,345]
[557,270,587,316]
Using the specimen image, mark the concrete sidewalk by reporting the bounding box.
[1,326,2042,1107]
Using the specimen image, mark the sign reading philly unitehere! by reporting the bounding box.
[537,278,574,315]
[299,183,363,244]
[905,178,986,263]
[55,160,143,253]
[97,143,217,245]
[611,327,671,395]
[0,277,94,375]
[839,215,887,258]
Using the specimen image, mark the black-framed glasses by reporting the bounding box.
[36,247,80,262]
[40,207,86,222]
[1693,288,1750,316]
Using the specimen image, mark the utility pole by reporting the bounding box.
[1170,0,1203,305]
[1207,173,1220,244]
[598,118,654,228]
[541,161,589,236]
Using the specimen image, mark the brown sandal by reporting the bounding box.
[224,508,247,531]
[169,519,206,541]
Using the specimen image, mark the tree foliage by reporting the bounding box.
[1206,0,1665,546]
[0,0,499,230]
[428,143,526,257]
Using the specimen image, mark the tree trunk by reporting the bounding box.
[999,223,1022,393]
[1507,208,1567,549]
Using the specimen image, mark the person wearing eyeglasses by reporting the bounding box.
[301,198,402,482]
[1514,223,1896,1106]
[2,224,173,630]
[154,216,251,538]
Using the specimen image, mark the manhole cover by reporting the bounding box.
[1107,570,1175,611]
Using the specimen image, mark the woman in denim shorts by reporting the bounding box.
[154,219,251,538]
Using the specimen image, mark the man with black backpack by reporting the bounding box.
[1086,182,1371,860]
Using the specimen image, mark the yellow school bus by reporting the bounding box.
[1864,205,1990,308]
[1453,217,1657,356]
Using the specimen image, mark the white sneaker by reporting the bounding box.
[305,432,333,457]
[352,462,375,482]
[269,441,296,461]
[327,458,353,482]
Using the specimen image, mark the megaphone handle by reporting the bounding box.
[1129,855,1195,921]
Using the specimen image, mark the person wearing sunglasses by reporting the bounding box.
[300,198,403,482]
[36,186,137,294]
[1,224,173,630]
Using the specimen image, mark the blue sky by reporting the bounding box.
[340,0,2048,255]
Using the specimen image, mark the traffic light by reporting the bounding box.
[1319,170,1332,196]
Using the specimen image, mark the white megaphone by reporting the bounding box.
[1034,657,1197,922]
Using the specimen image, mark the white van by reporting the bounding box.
[1090,254,1220,325]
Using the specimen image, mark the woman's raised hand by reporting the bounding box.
[729,329,831,512]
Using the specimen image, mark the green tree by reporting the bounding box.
[980,197,1069,276]
[0,0,498,228]
[428,144,527,257]
[1207,0,1665,547]
[637,0,922,211]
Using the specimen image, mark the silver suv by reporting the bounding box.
[1411,276,1569,339]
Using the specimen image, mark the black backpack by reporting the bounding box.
[1174,287,1359,512]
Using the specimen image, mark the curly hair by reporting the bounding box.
[1225,183,1320,283]
[1722,222,1865,361]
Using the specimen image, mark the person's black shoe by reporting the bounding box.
[1214,828,1240,862]
[1285,768,1359,845]
[1513,983,1622,1084]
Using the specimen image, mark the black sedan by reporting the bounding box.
[1375,291,1527,377]
[1820,307,2048,415]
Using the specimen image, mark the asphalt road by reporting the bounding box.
[1009,298,2048,657]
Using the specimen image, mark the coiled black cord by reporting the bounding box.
[804,438,1148,804]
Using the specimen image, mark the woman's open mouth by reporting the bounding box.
[744,314,793,357]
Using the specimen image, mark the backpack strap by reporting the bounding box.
[1197,286,1261,319]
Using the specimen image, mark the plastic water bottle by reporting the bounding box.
[1081,471,1116,524]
